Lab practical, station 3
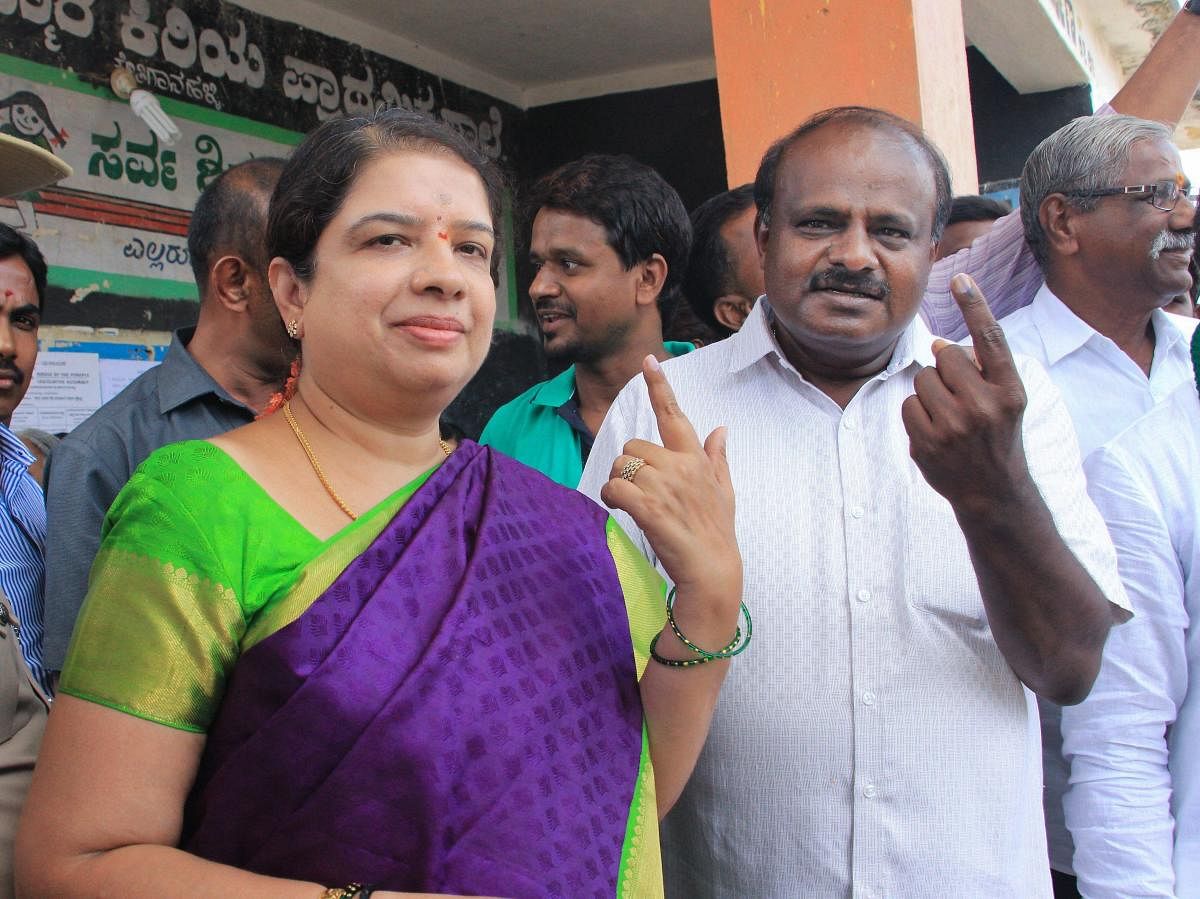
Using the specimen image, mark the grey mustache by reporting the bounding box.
[1150,230,1195,258]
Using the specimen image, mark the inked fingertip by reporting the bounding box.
[645,354,661,372]
[951,273,973,295]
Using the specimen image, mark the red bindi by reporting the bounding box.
[437,231,448,240]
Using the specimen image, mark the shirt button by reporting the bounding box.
[856,589,871,603]
[862,690,876,706]
[863,784,877,799]
[842,418,857,431]
[850,505,865,519]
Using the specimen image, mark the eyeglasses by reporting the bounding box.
[1063,178,1200,212]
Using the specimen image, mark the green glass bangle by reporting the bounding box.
[650,631,718,667]
[667,587,752,659]
[649,587,752,668]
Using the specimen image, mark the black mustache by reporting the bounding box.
[810,269,890,299]
[534,301,574,316]
[0,366,23,386]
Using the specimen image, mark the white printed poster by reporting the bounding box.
[9,351,102,434]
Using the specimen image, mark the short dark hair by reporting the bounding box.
[188,158,285,293]
[684,184,756,333]
[268,108,507,285]
[0,223,46,310]
[948,195,1010,227]
[187,157,285,291]
[753,106,954,241]
[525,154,692,309]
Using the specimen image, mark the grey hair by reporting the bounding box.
[1020,114,1174,267]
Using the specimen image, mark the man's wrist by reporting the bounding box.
[949,471,1041,528]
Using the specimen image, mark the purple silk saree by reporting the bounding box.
[182,441,646,897]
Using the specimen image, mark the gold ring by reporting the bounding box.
[620,457,648,482]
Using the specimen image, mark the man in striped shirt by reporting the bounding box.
[0,224,49,696]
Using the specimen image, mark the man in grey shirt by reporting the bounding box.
[42,158,294,672]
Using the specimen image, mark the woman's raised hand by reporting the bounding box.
[600,355,741,602]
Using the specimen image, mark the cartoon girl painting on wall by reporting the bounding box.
[0,90,67,153]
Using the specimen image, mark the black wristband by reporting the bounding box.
[1185,0,1200,15]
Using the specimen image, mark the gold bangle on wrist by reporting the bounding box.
[320,884,364,899]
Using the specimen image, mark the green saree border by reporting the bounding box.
[617,724,664,897]
[240,465,437,653]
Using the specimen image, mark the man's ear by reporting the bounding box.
[754,213,769,266]
[208,255,258,312]
[635,253,669,308]
[268,256,305,337]
[1040,194,1082,259]
[714,295,753,332]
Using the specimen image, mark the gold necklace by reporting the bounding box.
[283,400,452,521]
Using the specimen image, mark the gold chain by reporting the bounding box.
[283,400,451,521]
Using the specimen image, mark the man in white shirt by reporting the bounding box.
[579,105,1129,898]
[1000,114,1199,895]
[1064,380,1200,898]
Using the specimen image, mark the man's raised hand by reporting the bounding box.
[901,274,1031,511]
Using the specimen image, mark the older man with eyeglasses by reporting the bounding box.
[998,113,1199,898]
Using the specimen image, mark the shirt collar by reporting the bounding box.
[726,299,780,374]
[530,341,697,408]
[0,422,34,468]
[157,327,250,415]
[1149,306,1192,355]
[890,315,938,370]
[530,363,579,408]
[728,297,936,375]
[1029,283,1098,365]
[1030,282,1192,364]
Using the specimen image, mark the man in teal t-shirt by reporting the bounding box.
[481,155,695,487]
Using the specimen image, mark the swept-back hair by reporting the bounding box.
[1020,114,1173,266]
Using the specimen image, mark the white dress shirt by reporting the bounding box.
[1001,284,1197,875]
[579,300,1128,898]
[1000,283,1198,459]
[1063,382,1200,898]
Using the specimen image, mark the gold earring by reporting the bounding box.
[286,319,299,339]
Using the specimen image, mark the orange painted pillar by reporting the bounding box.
[710,0,978,193]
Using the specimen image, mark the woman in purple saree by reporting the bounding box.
[18,110,744,898]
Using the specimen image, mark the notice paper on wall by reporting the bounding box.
[9,352,103,435]
[98,358,158,405]
[8,349,161,436]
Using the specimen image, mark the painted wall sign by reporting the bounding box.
[1,0,522,333]
[0,0,518,163]
[0,61,294,302]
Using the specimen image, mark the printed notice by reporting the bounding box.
[9,353,103,435]
[99,359,159,405]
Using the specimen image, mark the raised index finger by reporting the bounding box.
[643,355,702,452]
[950,273,1018,384]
